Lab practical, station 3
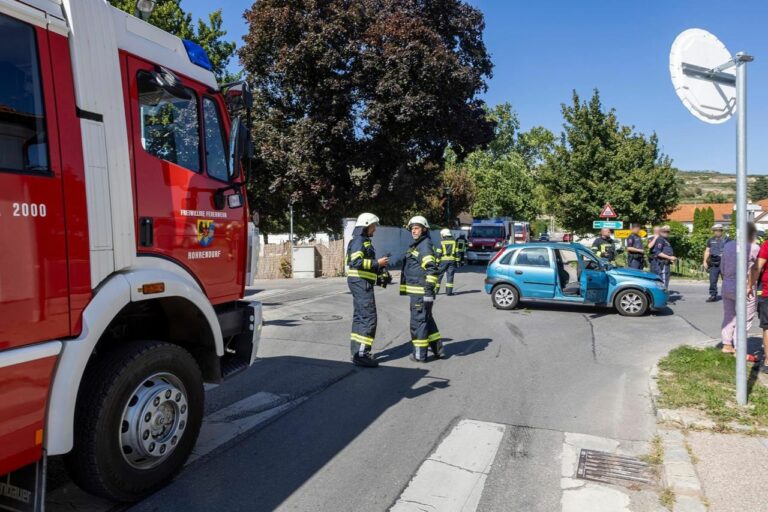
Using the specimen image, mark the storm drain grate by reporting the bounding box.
[301,314,343,322]
[576,449,655,486]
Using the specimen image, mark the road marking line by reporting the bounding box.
[390,419,505,512]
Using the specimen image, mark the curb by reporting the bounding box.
[649,362,709,511]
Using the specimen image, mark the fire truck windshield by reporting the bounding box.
[470,226,504,238]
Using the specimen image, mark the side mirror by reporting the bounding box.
[222,81,253,115]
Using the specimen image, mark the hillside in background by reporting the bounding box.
[677,170,759,203]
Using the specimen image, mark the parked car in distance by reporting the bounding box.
[484,243,668,316]
[538,233,550,242]
[562,233,572,242]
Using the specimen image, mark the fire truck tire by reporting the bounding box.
[65,340,204,502]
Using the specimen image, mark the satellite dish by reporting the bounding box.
[670,28,736,124]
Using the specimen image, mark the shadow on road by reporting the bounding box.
[128,356,437,512]
[444,338,492,358]
[449,289,481,296]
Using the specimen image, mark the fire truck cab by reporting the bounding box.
[0,0,261,504]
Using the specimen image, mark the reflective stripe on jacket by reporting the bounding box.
[347,229,378,283]
[400,235,439,296]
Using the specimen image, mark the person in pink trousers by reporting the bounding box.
[720,223,759,354]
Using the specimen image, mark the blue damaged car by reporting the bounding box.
[484,243,668,316]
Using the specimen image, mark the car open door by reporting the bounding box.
[579,251,608,304]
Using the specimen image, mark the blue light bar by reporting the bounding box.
[183,39,213,71]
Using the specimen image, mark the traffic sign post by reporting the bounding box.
[593,221,623,230]
[670,28,753,406]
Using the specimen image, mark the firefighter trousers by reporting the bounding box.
[409,295,442,360]
[437,261,456,295]
[349,279,377,356]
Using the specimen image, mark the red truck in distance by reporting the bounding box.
[466,219,530,265]
[0,0,261,506]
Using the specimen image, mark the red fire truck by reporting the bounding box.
[0,0,261,506]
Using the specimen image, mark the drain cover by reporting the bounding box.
[301,314,343,322]
[576,449,654,486]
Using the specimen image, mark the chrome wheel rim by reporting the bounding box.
[495,287,515,307]
[119,372,188,470]
[620,292,643,314]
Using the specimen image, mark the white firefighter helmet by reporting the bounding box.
[407,215,430,229]
[440,228,452,238]
[355,212,380,228]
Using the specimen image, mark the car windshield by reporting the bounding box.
[470,226,504,238]
[514,225,524,233]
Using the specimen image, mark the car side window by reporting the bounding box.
[0,14,49,174]
[515,247,550,267]
[500,249,517,265]
[580,251,601,270]
[202,97,229,181]
[137,71,200,172]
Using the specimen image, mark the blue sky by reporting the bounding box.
[186,0,768,173]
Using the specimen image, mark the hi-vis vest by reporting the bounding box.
[439,240,458,262]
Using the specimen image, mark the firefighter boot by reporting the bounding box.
[429,340,445,359]
[351,341,378,367]
[410,346,428,363]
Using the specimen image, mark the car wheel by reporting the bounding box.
[492,284,519,310]
[615,289,648,316]
[65,341,204,502]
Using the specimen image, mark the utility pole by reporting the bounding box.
[444,186,452,228]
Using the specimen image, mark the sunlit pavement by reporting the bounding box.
[48,269,721,512]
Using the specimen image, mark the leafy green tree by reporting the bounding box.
[703,191,729,203]
[540,90,680,233]
[705,207,715,230]
[667,220,692,260]
[108,0,237,81]
[241,0,494,232]
[750,175,768,201]
[693,208,702,232]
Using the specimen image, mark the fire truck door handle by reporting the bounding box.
[140,217,154,247]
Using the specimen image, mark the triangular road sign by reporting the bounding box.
[599,203,617,218]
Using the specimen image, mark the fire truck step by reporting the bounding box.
[221,355,249,380]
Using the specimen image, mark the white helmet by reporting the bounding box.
[407,215,430,229]
[355,212,380,228]
[440,228,452,238]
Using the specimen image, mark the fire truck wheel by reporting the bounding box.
[65,340,204,502]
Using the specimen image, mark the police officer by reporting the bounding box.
[346,213,389,367]
[650,225,677,289]
[436,228,458,296]
[592,228,617,261]
[703,224,727,302]
[626,224,646,270]
[401,216,442,362]
[456,234,468,267]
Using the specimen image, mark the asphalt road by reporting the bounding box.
[48,268,737,512]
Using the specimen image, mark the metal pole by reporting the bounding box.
[735,53,750,406]
[289,203,294,277]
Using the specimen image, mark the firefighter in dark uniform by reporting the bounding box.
[401,216,442,362]
[436,228,458,296]
[455,234,468,267]
[626,224,646,270]
[703,224,727,302]
[592,228,617,261]
[346,213,389,367]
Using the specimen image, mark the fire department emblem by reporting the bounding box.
[197,220,215,247]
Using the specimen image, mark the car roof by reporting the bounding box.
[504,242,587,250]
